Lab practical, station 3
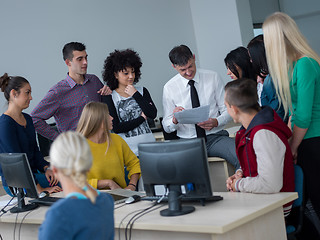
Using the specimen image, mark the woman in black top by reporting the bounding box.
[102,49,157,156]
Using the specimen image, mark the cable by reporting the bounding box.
[125,202,163,240]
[114,203,127,210]
[13,212,19,240]
[118,209,143,240]
[18,209,34,240]
[128,204,164,240]
[0,196,15,217]
[118,191,168,240]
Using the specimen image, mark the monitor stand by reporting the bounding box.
[160,185,195,217]
[10,188,39,213]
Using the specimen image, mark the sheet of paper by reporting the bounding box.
[174,105,210,124]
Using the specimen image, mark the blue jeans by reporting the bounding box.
[34,173,51,188]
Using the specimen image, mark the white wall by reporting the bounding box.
[1,0,319,119]
[190,0,253,85]
[0,0,253,118]
[280,0,320,56]
[0,0,198,118]
[249,0,320,55]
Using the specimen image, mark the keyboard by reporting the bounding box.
[29,196,62,206]
[141,195,223,205]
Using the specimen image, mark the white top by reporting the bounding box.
[111,86,155,156]
[257,82,263,106]
[236,129,286,193]
[162,69,231,138]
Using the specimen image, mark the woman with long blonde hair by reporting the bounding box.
[263,12,320,223]
[39,131,114,239]
[77,102,140,191]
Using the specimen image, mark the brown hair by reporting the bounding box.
[225,78,260,113]
[0,73,29,102]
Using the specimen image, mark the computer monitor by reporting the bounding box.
[138,138,221,217]
[0,153,39,213]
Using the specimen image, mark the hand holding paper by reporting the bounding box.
[174,105,210,124]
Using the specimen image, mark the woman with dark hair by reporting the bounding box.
[102,49,157,156]
[0,73,61,195]
[224,46,255,81]
[247,34,286,121]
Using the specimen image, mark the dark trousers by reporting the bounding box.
[297,136,320,238]
[297,136,320,219]
[206,130,240,170]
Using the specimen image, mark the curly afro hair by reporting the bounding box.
[102,49,142,90]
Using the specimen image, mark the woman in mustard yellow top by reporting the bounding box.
[77,102,140,191]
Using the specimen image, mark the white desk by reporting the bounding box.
[0,192,297,240]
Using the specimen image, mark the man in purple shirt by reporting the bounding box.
[31,42,110,140]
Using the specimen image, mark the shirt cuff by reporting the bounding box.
[235,178,241,192]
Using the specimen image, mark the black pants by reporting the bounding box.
[297,136,320,232]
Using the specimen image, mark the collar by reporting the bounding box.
[182,71,200,88]
[244,106,274,134]
[65,73,89,89]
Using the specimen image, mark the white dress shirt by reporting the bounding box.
[162,69,231,138]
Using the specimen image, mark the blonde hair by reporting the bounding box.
[263,12,320,117]
[77,102,111,139]
[49,131,96,203]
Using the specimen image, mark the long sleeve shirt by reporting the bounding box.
[290,57,320,139]
[87,133,141,189]
[235,129,286,193]
[0,113,48,187]
[39,193,114,240]
[162,69,231,138]
[102,87,157,133]
[102,86,156,155]
[31,74,103,140]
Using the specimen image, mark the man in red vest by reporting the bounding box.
[225,78,294,217]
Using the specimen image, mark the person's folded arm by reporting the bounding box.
[132,87,157,119]
[102,95,145,133]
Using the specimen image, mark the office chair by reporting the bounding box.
[286,164,305,240]
[36,123,57,157]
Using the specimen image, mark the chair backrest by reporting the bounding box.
[36,123,57,157]
[293,164,304,208]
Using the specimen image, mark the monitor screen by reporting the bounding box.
[138,138,220,216]
[0,153,39,213]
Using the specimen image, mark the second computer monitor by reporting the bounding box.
[138,138,214,216]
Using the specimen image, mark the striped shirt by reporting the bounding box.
[31,74,103,140]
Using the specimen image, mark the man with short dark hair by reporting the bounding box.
[224,78,294,216]
[162,45,239,169]
[31,42,110,140]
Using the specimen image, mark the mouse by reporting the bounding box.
[125,195,141,204]
[39,191,49,199]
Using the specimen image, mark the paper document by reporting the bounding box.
[174,105,210,124]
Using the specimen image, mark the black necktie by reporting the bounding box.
[188,80,207,140]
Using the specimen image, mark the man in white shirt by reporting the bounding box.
[162,45,239,169]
